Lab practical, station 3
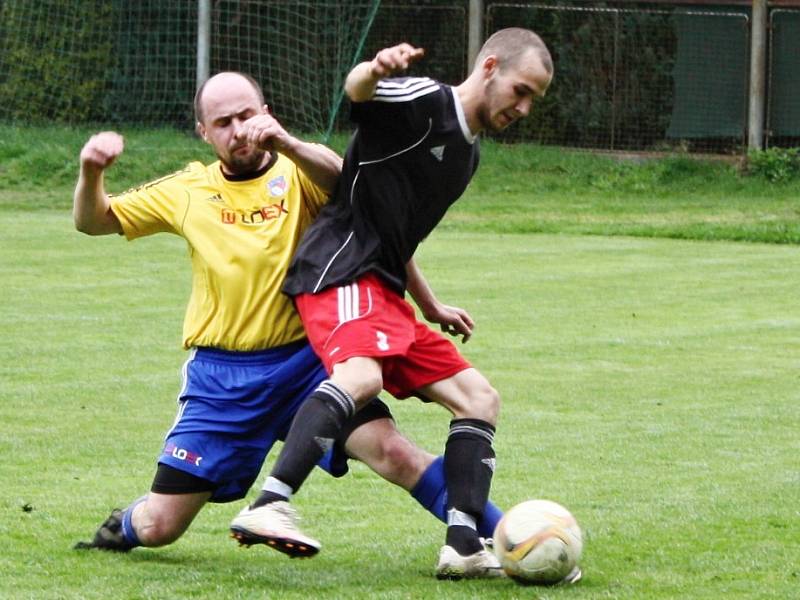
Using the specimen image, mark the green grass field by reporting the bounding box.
[1,127,799,598]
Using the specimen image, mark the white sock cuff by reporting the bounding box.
[447,508,477,529]
[262,476,293,499]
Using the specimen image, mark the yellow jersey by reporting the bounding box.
[110,153,327,351]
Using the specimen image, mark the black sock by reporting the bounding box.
[269,381,356,494]
[251,490,287,509]
[444,418,496,555]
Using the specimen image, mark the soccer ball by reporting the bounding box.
[492,499,583,585]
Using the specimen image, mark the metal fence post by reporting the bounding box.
[748,0,767,150]
[196,0,211,94]
[468,0,484,71]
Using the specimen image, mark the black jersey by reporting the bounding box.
[283,77,479,297]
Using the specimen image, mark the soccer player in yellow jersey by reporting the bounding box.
[72,72,501,553]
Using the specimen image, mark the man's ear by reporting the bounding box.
[196,122,208,142]
[482,55,499,80]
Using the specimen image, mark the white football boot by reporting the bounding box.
[230,501,320,558]
[435,543,505,579]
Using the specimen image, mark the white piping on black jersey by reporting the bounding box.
[376,76,433,89]
[358,118,433,166]
[373,77,438,102]
[312,230,354,293]
[374,78,436,94]
[311,99,436,294]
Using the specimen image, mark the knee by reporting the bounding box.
[465,382,501,425]
[375,433,432,490]
[333,359,383,403]
[134,506,187,547]
[358,372,384,403]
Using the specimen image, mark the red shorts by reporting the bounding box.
[294,273,471,399]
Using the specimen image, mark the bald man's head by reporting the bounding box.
[194,71,265,125]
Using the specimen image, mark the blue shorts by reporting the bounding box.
[158,341,388,503]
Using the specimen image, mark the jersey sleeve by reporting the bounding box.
[109,164,198,240]
[350,77,443,137]
[294,153,331,219]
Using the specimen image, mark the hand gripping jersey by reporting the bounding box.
[110,154,328,350]
[283,77,479,297]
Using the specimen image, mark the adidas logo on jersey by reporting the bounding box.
[429,145,445,161]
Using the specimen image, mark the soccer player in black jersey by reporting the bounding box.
[231,29,565,581]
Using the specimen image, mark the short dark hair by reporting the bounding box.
[475,28,553,76]
[194,71,265,123]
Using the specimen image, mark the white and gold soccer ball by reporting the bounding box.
[492,499,583,585]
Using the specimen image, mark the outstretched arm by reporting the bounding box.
[73,131,124,236]
[345,43,426,103]
[406,258,474,343]
[240,112,342,194]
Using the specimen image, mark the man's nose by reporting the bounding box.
[515,97,532,118]
[233,118,247,138]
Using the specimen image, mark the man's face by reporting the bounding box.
[197,75,267,175]
[479,51,552,133]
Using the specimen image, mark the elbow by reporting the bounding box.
[73,212,91,234]
[73,211,114,236]
[74,218,100,236]
[346,89,371,104]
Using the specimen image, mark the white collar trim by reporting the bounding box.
[451,87,477,144]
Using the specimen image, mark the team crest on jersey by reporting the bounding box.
[267,175,288,197]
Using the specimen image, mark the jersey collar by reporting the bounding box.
[219,151,279,182]
[451,86,478,145]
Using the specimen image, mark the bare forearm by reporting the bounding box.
[406,258,475,342]
[280,139,343,194]
[405,258,437,315]
[73,168,120,235]
[74,131,124,236]
[345,61,380,103]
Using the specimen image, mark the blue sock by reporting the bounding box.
[410,456,503,539]
[120,496,146,548]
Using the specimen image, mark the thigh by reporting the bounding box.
[382,319,472,399]
[416,367,499,424]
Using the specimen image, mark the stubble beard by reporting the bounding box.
[479,78,508,134]
[220,146,267,176]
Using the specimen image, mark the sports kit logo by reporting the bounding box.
[481,457,496,472]
[220,200,289,224]
[267,175,288,197]
[429,145,445,161]
[376,330,390,351]
[164,442,203,466]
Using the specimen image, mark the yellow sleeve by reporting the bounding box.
[295,149,332,219]
[109,163,199,240]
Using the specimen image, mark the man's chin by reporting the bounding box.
[222,152,265,175]
[480,113,513,134]
[486,121,510,134]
